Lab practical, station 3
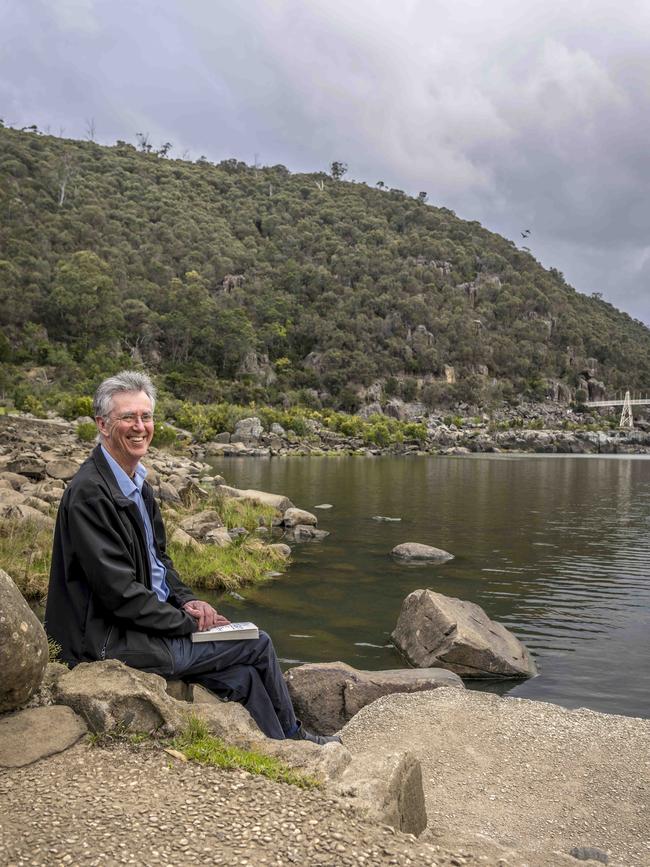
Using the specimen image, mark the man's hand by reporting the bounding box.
[182,600,230,631]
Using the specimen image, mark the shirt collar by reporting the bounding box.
[100,445,147,498]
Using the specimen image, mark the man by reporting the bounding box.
[46,370,339,744]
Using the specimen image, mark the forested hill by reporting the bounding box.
[2,124,650,412]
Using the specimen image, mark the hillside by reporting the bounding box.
[2,124,650,412]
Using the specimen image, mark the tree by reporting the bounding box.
[330,161,348,181]
[47,251,124,358]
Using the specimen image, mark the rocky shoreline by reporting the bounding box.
[1,411,649,866]
[194,404,650,459]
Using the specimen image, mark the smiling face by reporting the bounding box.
[96,390,154,476]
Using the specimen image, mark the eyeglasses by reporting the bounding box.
[112,412,154,424]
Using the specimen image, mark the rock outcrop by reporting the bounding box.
[285,661,464,735]
[391,589,537,679]
[0,569,49,713]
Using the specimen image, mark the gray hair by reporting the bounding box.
[93,370,157,419]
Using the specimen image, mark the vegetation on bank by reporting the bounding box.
[1,489,289,600]
[3,124,650,417]
[172,716,320,789]
[89,716,321,789]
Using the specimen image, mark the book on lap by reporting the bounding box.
[191,622,259,643]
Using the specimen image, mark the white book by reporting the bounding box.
[191,621,259,643]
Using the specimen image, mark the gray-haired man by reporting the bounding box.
[46,370,339,744]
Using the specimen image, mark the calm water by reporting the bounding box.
[205,454,650,719]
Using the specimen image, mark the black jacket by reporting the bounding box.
[45,445,197,673]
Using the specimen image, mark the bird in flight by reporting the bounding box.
[521,229,531,238]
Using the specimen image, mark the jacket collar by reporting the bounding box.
[91,444,139,509]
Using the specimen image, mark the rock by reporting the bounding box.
[0,471,30,490]
[204,527,232,547]
[282,507,318,527]
[391,589,537,678]
[270,422,285,436]
[6,454,46,480]
[216,485,293,512]
[569,847,609,864]
[0,503,55,529]
[157,480,181,503]
[332,750,427,836]
[169,527,202,550]
[0,568,49,713]
[214,432,231,443]
[45,458,79,481]
[284,524,330,542]
[189,686,265,743]
[179,510,224,540]
[22,496,52,515]
[0,488,27,507]
[53,660,186,735]
[165,679,194,702]
[0,706,87,768]
[268,543,291,558]
[285,661,464,735]
[177,478,209,506]
[25,661,69,707]
[391,542,453,562]
[232,416,264,442]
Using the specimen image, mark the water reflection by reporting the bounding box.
[205,454,650,719]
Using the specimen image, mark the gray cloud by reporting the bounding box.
[2,0,650,321]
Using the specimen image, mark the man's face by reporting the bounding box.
[96,390,154,474]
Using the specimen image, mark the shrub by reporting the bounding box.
[77,421,97,442]
[151,422,178,448]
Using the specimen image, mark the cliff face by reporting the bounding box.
[2,124,650,410]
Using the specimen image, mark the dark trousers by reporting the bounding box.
[164,630,297,739]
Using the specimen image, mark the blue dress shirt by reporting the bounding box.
[101,445,170,602]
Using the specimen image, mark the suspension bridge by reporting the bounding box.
[587,391,650,429]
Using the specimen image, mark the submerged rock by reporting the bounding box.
[391,589,537,679]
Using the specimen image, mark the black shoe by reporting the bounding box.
[289,722,342,745]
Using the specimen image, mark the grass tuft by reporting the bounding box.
[172,716,320,789]
[168,537,288,591]
[0,517,53,598]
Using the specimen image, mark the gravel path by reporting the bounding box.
[1,740,502,867]
[341,689,650,867]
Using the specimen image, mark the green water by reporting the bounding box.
[203,454,650,719]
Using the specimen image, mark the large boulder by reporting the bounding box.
[285,661,464,735]
[391,589,537,679]
[391,542,454,563]
[0,569,49,713]
[54,659,186,735]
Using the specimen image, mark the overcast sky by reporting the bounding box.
[2,0,650,323]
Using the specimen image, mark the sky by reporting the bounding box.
[2,0,650,323]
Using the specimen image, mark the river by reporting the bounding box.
[204,454,650,720]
